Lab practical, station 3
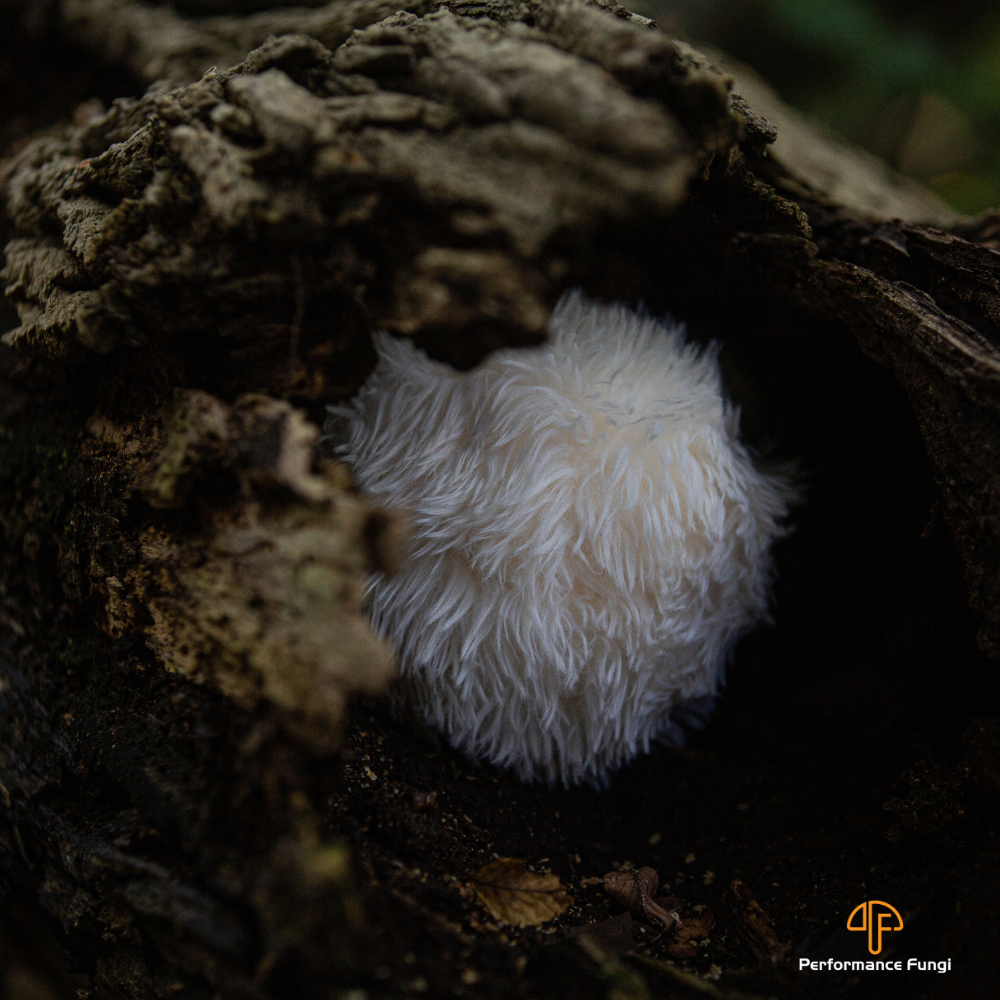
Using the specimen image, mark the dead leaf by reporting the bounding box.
[469,858,573,927]
[718,879,788,961]
[603,867,676,929]
[667,909,714,959]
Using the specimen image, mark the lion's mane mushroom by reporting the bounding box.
[329,291,795,786]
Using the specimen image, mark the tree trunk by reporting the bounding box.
[1,2,999,998]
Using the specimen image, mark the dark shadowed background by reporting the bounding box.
[632,0,1000,215]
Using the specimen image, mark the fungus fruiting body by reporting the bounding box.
[330,292,794,786]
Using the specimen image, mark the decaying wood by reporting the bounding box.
[2,0,734,370]
[2,0,1000,996]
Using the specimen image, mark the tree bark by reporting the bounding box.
[1,2,999,998]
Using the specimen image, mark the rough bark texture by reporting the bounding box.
[1,2,1000,999]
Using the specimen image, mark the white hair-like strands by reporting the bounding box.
[329,291,795,787]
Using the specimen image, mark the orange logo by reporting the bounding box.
[847,901,903,955]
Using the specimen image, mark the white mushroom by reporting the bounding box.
[330,291,796,786]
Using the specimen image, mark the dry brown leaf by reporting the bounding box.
[469,858,573,927]
[603,867,677,929]
[667,909,714,959]
[719,878,789,961]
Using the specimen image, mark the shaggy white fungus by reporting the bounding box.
[329,291,795,786]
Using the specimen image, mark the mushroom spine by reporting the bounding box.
[328,291,795,786]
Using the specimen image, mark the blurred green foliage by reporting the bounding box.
[635,0,1000,214]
